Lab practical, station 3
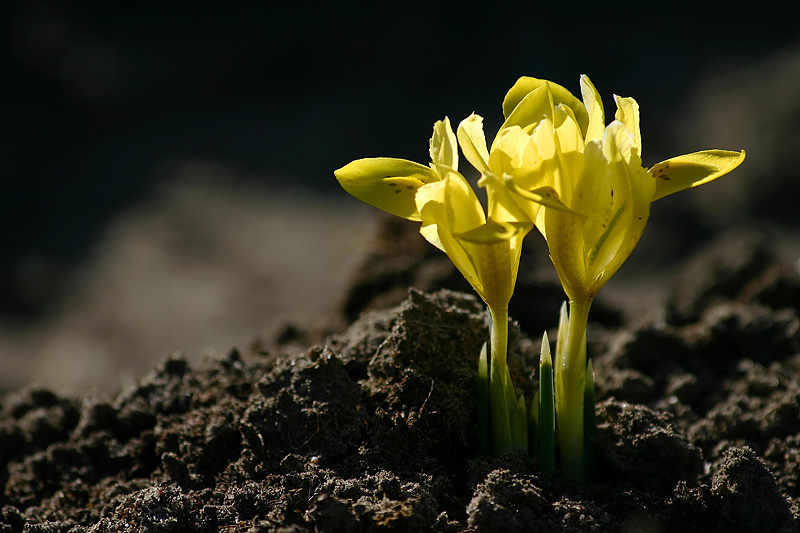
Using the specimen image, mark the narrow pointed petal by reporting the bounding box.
[457,113,491,173]
[429,117,459,173]
[650,150,746,201]
[580,75,605,143]
[488,125,543,189]
[613,96,641,149]
[335,157,440,221]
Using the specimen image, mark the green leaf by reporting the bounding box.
[511,393,529,453]
[334,157,440,221]
[478,342,491,456]
[529,389,540,457]
[583,359,597,482]
[489,351,513,455]
[539,332,556,475]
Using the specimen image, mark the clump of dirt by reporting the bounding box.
[2,221,799,531]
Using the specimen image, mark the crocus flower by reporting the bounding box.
[457,75,745,480]
[336,117,546,454]
[336,117,531,315]
[459,75,745,303]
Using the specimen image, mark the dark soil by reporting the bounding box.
[2,217,800,532]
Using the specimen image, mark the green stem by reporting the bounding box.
[488,305,528,454]
[555,297,592,482]
[488,305,512,455]
[489,305,509,375]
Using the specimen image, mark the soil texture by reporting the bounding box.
[2,219,800,532]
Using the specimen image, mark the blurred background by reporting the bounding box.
[2,1,799,394]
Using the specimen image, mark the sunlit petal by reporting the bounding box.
[457,113,491,173]
[334,157,440,221]
[650,150,746,201]
[580,75,605,143]
[429,117,459,174]
[502,76,589,136]
[613,96,641,150]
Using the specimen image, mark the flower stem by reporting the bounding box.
[488,305,511,454]
[489,305,509,373]
[487,305,528,454]
[555,297,592,482]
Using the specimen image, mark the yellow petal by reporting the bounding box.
[503,76,547,119]
[443,171,487,233]
[553,104,584,154]
[498,84,553,146]
[457,113,491,173]
[544,205,587,301]
[502,77,589,137]
[504,180,581,224]
[416,181,446,252]
[488,126,542,188]
[456,219,531,244]
[583,122,654,291]
[579,75,605,143]
[650,150,746,201]
[417,173,485,300]
[429,117,459,174]
[334,157,439,221]
[478,172,535,224]
[613,96,641,150]
[455,219,531,309]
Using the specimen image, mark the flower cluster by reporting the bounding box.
[335,75,745,479]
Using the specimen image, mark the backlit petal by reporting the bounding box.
[613,96,641,150]
[334,157,440,221]
[457,113,491,173]
[488,126,542,188]
[650,150,746,201]
[579,75,605,143]
[502,77,589,136]
[429,117,459,174]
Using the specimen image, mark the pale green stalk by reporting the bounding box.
[488,305,527,454]
[489,306,512,454]
[555,298,591,482]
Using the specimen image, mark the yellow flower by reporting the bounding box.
[416,169,530,310]
[334,117,531,312]
[458,75,746,302]
[333,117,456,221]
